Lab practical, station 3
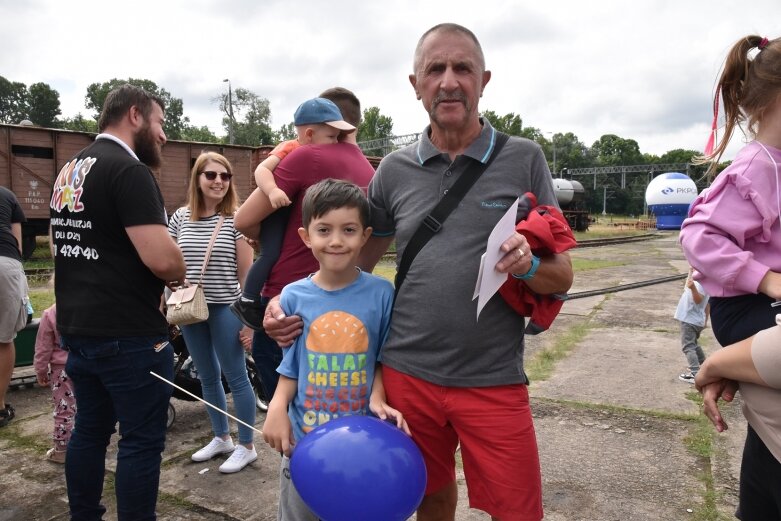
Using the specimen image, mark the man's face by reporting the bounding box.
[134,102,166,169]
[410,31,490,132]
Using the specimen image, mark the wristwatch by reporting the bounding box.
[512,254,540,280]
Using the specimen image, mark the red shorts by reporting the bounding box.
[383,366,543,520]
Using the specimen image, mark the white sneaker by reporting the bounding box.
[191,437,235,462]
[219,445,257,473]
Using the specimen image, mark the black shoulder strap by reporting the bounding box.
[394,132,510,296]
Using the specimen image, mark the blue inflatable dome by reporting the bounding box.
[645,172,698,230]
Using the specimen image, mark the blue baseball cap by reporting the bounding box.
[293,98,355,132]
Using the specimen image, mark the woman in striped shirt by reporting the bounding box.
[168,152,257,473]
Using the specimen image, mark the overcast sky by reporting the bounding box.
[2,0,778,162]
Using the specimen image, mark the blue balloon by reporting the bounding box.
[290,415,427,521]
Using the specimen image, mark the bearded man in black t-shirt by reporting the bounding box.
[50,84,186,521]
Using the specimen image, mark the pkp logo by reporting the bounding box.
[661,187,674,195]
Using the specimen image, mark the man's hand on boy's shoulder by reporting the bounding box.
[263,296,303,347]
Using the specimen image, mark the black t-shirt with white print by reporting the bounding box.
[50,137,169,337]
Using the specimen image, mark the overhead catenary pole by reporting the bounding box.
[223,79,235,144]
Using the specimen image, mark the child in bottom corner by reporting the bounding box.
[261,179,408,521]
[33,304,75,464]
[675,268,710,383]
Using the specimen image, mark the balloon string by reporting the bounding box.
[150,371,263,435]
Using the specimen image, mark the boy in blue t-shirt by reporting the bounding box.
[261,178,408,520]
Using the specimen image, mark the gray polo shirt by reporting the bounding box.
[368,119,558,387]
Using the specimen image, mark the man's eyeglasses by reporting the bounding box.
[201,171,232,181]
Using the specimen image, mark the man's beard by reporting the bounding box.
[134,122,163,169]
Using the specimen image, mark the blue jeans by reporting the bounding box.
[181,304,255,444]
[62,334,173,521]
[251,297,283,400]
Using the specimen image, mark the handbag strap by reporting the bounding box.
[195,215,225,285]
[394,132,510,296]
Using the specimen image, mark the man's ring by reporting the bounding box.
[517,248,525,260]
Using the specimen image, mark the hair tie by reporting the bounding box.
[759,37,769,50]
[704,86,720,156]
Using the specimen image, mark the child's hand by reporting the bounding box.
[238,326,254,352]
[36,373,50,387]
[262,401,296,456]
[269,188,291,209]
[370,399,411,436]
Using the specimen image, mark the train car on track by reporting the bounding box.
[1,123,385,258]
[1,122,279,258]
[553,178,590,232]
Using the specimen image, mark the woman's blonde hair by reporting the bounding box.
[185,151,240,221]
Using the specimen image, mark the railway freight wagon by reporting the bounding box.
[0,123,273,258]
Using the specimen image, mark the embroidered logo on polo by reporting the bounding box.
[480,200,510,209]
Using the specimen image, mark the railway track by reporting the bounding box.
[24,267,54,282]
[567,273,687,300]
[379,233,665,263]
[575,233,663,248]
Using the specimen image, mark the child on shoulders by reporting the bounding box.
[231,98,355,329]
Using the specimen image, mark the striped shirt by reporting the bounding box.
[168,207,242,304]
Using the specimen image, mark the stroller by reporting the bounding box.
[166,325,269,429]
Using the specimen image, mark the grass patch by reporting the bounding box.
[29,287,55,318]
[372,261,396,283]
[526,320,592,382]
[23,237,54,270]
[534,396,699,422]
[682,390,732,520]
[571,258,625,271]
[0,423,53,453]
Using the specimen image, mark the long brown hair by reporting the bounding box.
[698,35,781,173]
[186,152,239,221]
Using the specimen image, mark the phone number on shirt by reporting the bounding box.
[56,244,100,260]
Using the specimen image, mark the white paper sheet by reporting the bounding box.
[473,197,519,320]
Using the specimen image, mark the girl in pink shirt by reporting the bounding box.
[33,304,75,463]
[680,34,781,520]
[680,36,781,347]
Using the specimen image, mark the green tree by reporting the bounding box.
[277,122,296,142]
[0,76,29,124]
[657,148,698,165]
[85,78,189,139]
[557,132,592,170]
[179,124,219,143]
[590,134,643,166]
[60,113,98,133]
[480,110,522,136]
[27,82,61,127]
[520,126,544,142]
[219,87,275,146]
[357,106,394,156]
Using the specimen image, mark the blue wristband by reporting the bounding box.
[512,254,540,280]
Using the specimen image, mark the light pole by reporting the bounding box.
[223,79,235,144]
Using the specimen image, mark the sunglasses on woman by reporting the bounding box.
[201,171,233,181]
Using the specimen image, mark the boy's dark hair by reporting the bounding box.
[319,87,361,126]
[301,179,370,229]
[97,84,165,132]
